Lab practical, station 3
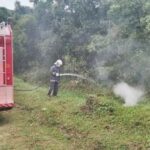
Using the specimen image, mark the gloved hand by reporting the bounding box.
[56,73,60,77]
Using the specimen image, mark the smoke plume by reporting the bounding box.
[113,82,144,106]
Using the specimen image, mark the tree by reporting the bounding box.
[109,0,148,38]
[14,15,39,73]
[15,1,32,15]
[0,7,12,22]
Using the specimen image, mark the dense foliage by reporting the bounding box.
[0,0,150,91]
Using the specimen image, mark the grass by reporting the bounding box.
[0,77,150,150]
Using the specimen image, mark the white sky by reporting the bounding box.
[0,0,33,10]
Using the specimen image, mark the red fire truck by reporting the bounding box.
[0,22,14,110]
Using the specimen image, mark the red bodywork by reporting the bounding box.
[0,24,14,110]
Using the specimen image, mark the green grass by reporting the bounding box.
[0,78,150,150]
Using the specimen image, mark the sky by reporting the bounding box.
[0,0,33,10]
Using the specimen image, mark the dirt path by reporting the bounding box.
[0,107,29,149]
[0,104,71,150]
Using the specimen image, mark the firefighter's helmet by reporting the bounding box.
[55,59,63,67]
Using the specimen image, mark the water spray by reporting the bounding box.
[60,73,97,84]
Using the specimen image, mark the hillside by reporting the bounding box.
[0,78,150,149]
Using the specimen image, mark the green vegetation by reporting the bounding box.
[1,78,149,149]
[1,0,149,91]
[0,1,150,149]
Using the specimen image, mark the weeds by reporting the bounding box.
[1,78,148,149]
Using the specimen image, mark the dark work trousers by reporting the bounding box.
[48,81,59,96]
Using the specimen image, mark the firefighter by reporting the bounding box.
[48,59,63,96]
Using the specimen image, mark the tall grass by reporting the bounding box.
[12,77,150,149]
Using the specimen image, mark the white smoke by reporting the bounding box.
[113,82,144,106]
